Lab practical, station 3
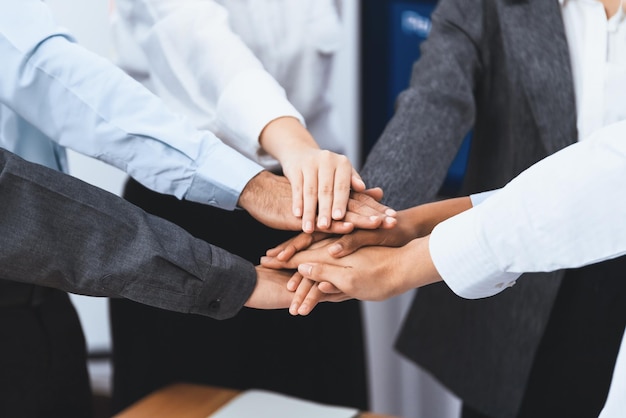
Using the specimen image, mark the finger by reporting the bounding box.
[316,155,335,229]
[362,186,383,202]
[260,255,297,269]
[290,275,315,315]
[301,165,318,233]
[323,220,354,234]
[290,170,304,218]
[266,231,326,259]
[318,281,342,294]
[352,189,397,217]
[350,168,366,192]
[287,271,304,292]
[331,161,352,221]
[326,230,379,257]
[297,283,326,316]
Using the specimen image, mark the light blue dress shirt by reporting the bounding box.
[0,0,264,210]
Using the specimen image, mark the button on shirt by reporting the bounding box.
[0,0,264,211]
[430,0,626,299]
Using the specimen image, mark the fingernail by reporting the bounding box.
[369,215,380,222]
[298,304,309,315]
[299,264,313,276]
[385,208,397,216]
[329,243,342,255]
[290,302,299,315]
[304,221,313,232]
[385,216,396,225]
[318,216,328,228]
[293,207,302,217]
[287,281,296,291]
[333,209,343,219]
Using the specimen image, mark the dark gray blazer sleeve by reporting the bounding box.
[362,0,483,209]
[0,148,256,320]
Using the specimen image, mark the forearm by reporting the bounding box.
[113,0,305,165]
[430,120,626,299]
[0,150,256,319]
[259,117,320,162]
[399,196,473,237]
[0,0,263,210]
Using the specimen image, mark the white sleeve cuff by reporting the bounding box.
[470,189,498,206]
[429,208,521,299]
[215,69,305,167]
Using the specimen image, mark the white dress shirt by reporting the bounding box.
[0,0,263,210]
[430,0,626,298]
[110,0,343,170]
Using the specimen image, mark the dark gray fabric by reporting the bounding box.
[361,0,583,416]
[0,147,256,320]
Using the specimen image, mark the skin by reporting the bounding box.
[259,117,363,231]
[261,197,473,314]
[243,266,348,310]
[237,170,398,234]
[600,0,624,18]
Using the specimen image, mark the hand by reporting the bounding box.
[258,117,397,233]
[244,266,296,310]
[262,237,443,314]
[244,266,349,311]
[285,271,350,316]
[264,208,420,262]
[238,171,397,233]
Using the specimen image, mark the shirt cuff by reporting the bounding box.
[193,245,257,320]
[215,69,305,166]
[470,189,498,206]
[429,208,521,299]
[185,139,264,211]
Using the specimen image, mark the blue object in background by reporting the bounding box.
[361,0,472,196]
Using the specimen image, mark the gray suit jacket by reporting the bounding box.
[0,148,255,320]
[362,0,578,416]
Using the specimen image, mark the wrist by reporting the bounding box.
[259,116,319,162]
[238,170,269,211]
[401,236,443,290]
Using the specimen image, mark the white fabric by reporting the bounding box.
[0,0,264,210]
[450,0,626,297]
[432,119,626,298]
[110,0,343,170]
[561,0,626,140]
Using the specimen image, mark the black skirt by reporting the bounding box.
[110,178,369,413]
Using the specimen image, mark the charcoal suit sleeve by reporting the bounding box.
[0,148,255,320]
[361,0,484,209]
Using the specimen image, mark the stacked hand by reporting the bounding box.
[242,117,469,313]
[259,198,473,314]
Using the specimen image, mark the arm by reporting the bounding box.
[361,0,483,209]
[0,149,260,319]
[0,0,263,211]
[430,120,626,298]
[287,120,626,312]
[263,196,471,261]
[112,0,386,231]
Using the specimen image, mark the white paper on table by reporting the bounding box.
[209,389,359,418]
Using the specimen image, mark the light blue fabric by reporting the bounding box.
[0,0,263,210]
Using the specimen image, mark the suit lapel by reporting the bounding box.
[499,0,578,154]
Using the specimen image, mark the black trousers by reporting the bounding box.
[110,179,369,413]
[462,255,626,418]
[0,282,91,418]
